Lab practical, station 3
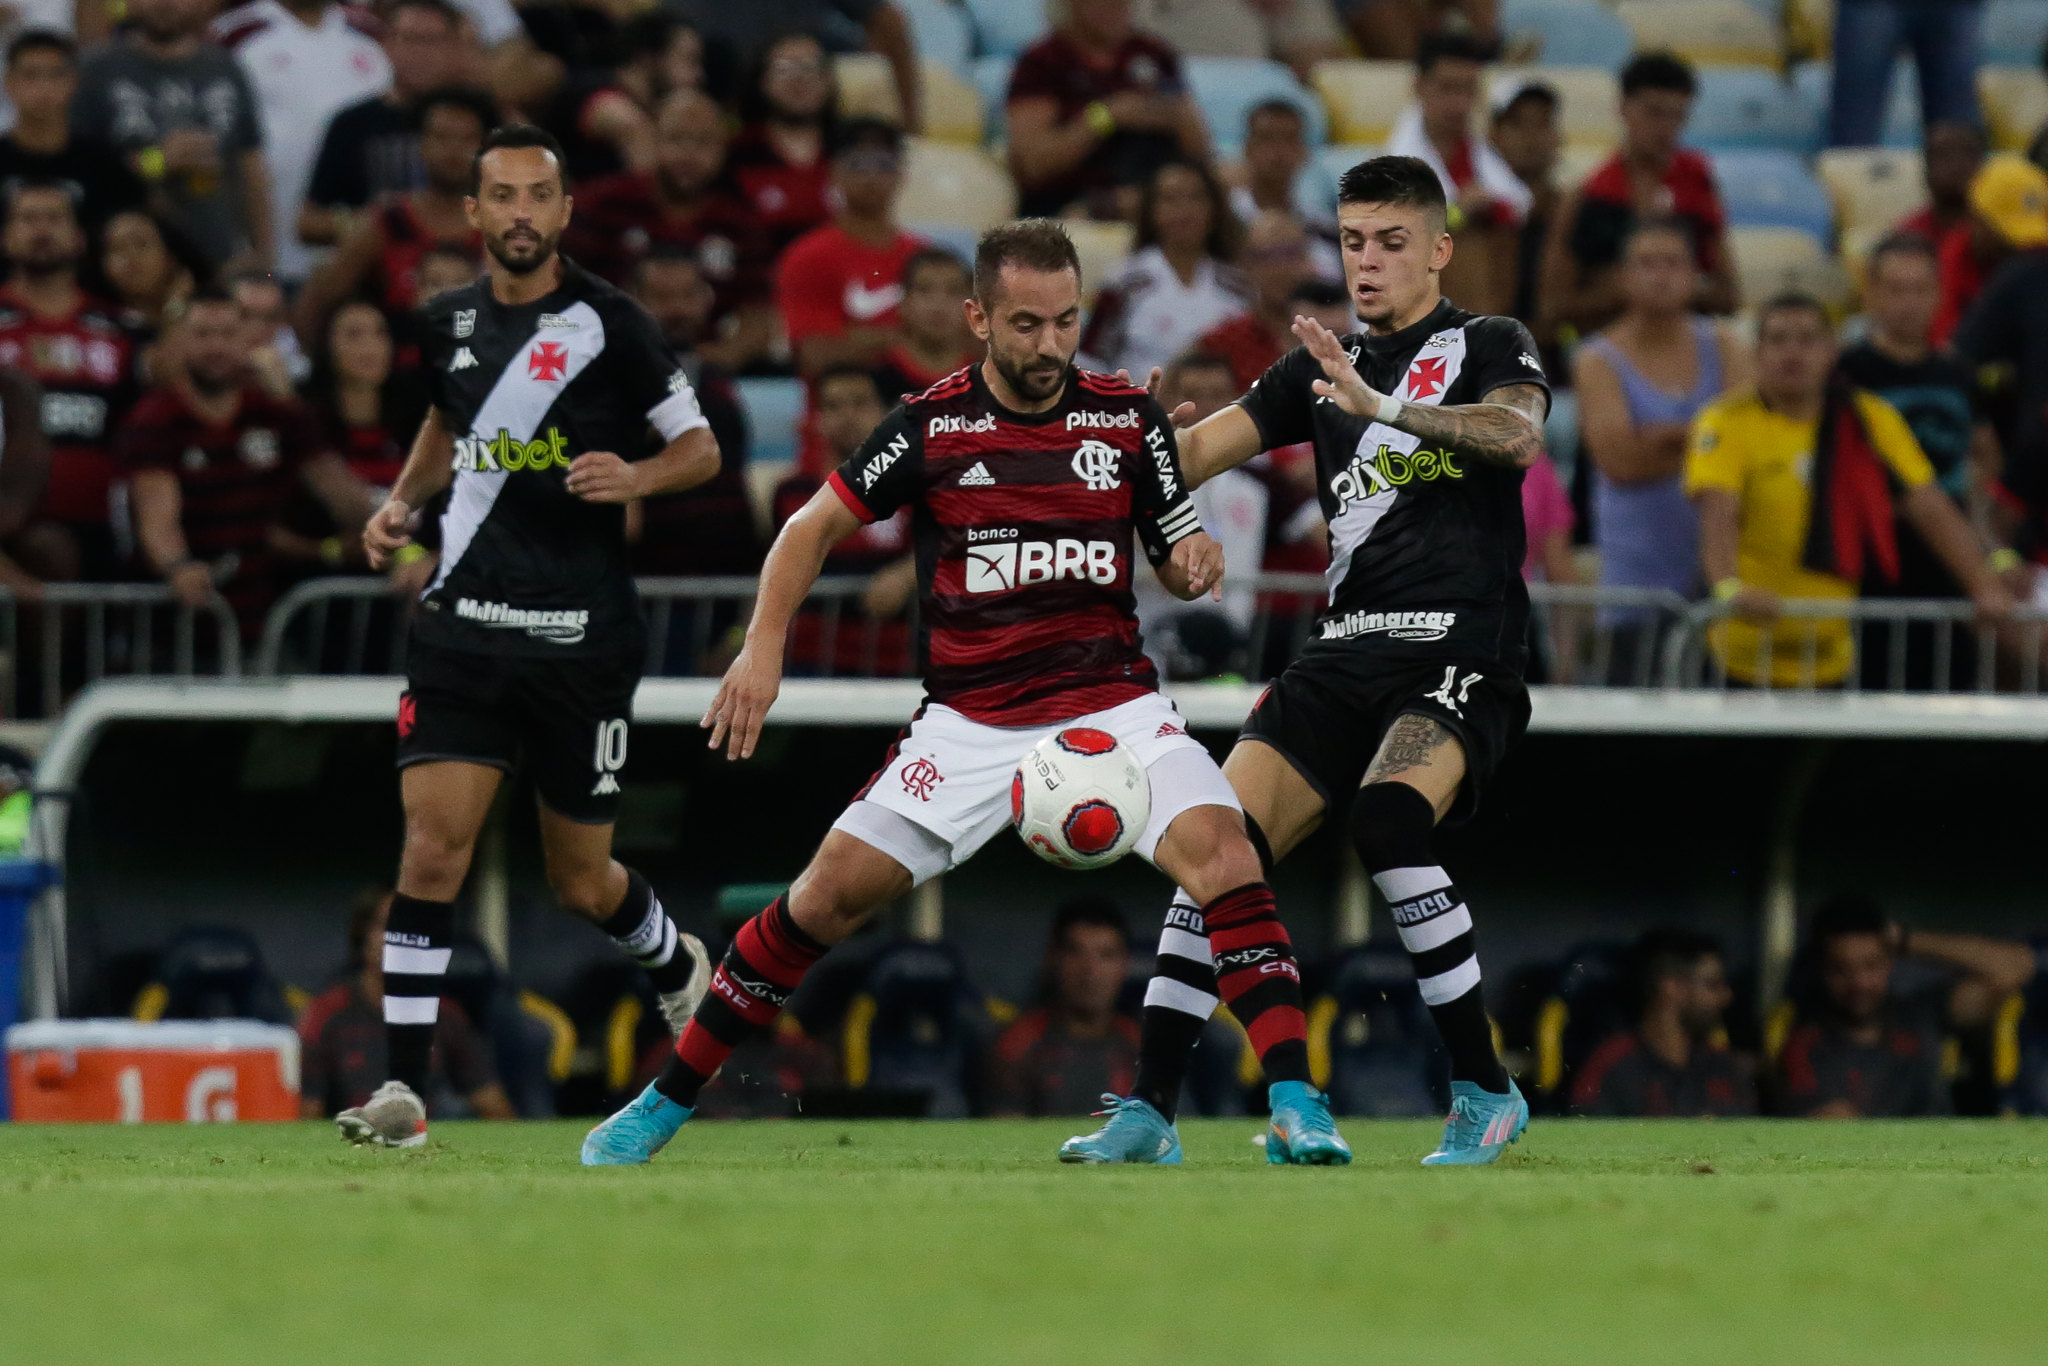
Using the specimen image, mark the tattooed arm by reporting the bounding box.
[1290,315,1548,469]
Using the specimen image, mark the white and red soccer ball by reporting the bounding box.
[1011,727,1151,870]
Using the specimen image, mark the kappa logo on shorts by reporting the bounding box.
[1426,665,1483,717]
[901,757,943,801]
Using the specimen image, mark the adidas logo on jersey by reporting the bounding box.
[929,413,997,436]
[450,347,477,370]
[1067,410,1139,431]
[957,461,995,486]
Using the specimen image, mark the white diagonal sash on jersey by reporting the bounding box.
[1324,328,1468,598]
[430,300,609,592]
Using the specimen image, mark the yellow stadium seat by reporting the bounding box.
[1728,225,1852,314]
[1493,66,1623,149]
[1614,0,1780,67]
[837,54,986,145]
[1061,217,1137,306]
[1787,0,1832,61]
[899,139,1017,229]
[1979,65,2048,151]
[1816,147,1927,238]
[1312,60,1415,145]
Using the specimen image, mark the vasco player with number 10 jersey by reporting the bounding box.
[340,125,721,1150]
[1070,156,1551,1169]
[584,221,1353,1167]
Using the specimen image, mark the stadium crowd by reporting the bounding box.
[0,0,2044,693]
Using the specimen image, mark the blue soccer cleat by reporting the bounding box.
[1421,1079,1529,1166]
[581,1083,693,1166]
[1059,1095,1183,1164]
[1264,1080,1352,1165]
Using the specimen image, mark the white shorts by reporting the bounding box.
[831,692,1241,886]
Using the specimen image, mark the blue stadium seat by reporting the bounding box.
[1499,0,1634,68]
[971,54,1014,142]
[736,377,806,468]
[1792,60,1925,148]
[1710,149,1835,240]
[964,0,1048,58]
[1182,56,1328,158]
[1983,0,2048,65]
[846,939,986,1118]
[1310,945,1449,1118]
[908,220,981,263]
[136,926,292,1025]
[1688,67,1821,152]
[897,0,974,76]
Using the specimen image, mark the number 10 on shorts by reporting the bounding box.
[591,718,628,796]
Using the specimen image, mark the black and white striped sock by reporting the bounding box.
[601,867,694,994]
[382,892,454,1096]
[1132,888,1219,1121]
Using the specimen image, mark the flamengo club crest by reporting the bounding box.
[1071,439,1120,491]
[901,757,943,801]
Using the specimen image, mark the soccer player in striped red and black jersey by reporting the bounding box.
[583,220,1354,1167]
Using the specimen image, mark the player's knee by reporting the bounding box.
[400,812,475,890]
[1165,807,1265,903]
[1348,781,1437,873]
[786,865,885,945]
[543,861,613,920]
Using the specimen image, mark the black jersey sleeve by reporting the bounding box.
[828,403,923,523]
[1460,315,1553,415]
[601,296,709,442]
[1132,398,1202,565]
[1235,344,1321,451]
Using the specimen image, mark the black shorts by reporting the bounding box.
[1240,648,1530,826]
[396,640,640,823]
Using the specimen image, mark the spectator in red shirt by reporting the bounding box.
[124,287,374,636]
[292,85,490,346]
[729,32,839,254]
[1542,51,1737,337]
[988,897,1141,1117]
[871,248,979,402]
[1005,0,1210,221]
[1930,153,2048,347]
[1195,209,1316,392]
[565,89,777,373]
[1898,119,1987,250]
[1571,929,1756,1118]
[0,180,145,584]
[298,889,516,1120]
[773,365,913,623]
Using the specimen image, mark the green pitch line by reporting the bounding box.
[2,1120,2045,1366]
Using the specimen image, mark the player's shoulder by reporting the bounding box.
[1071,368,1151,404]
[899,364,977,414]
[416,278,485,327]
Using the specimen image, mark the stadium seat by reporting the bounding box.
[908,220,980,263]
[1543,386,1579,462]
[1307,945,1449,1117]
[1816,147,1927,238]
[836,54,986,145]
[1728,225,1852,312]
[1688,68,1821,153]
[1183,56,1328,158]
[1614,0,1780,67]
[130,926,292,1025]
[1786,0,1832,60]
[1710,149,1834,239]
[1503,942,1630,1110]
[899,139,1017,229]
[1979,65,2048,151]
[971,54,1014,143]
[1491,66,1623,149]
[1791,60,1925,149]
[895,0,974,77]
[737,377,805,469]
[1313,60,1415,146]
[842,939,986,1118]
[1498,0,1634,69]
[1061,217,1136,306]
[1983,0,2048,65]
[964,0,1048,58]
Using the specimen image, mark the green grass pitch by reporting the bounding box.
[3,1119,2045,1365]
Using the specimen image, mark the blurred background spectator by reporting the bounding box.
[1080,159,1246,378]
[1489,77,1560,353]
[988,897,1140,1117]
[1135,0,1344,81]
[0,31,148,248]
[1196,208,1318,391]
[871,246,979,400]
[1230,98,1340,273]
[730,32,841,253]
[1572,928,1756,1117]
[1902,119,1988,252]
[100,209,199,352]
[1932,152,2048,345]
[667,0,921,133]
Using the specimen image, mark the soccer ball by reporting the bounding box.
[1011,727,1152,870]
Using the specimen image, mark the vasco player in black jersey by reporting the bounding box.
[584,221,1354,1167]
[1073,156,1551,1167]
[339,125,721,1149]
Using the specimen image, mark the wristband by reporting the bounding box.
[1989,546,2023,574]
[1713,577,1742,602]
[1083,101,1116,138]
[394,543,429,566]
[137,146,166,182]
[1374,393,1403,425]
[319,536,344,567]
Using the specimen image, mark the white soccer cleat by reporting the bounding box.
[656,932,712,1037]
[336,1080,428,1148]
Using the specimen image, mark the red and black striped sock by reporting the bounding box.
[653,896,825,1108]
[1206,882,1311,1086]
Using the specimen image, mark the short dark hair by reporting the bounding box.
[973,218,1081,304]
[902,246,970,292]
[2,175,77,222]
[1417,30,1489,75]
[1757,290,1831,331]
[1493,82,1559,122]
[1632,927,1722,1011]
[831,116,904,161]
[6,26,73,67]
[1337,154,1448,232]
[1622,214,1698,256]
[1868,229,1940,272]
[636,242,705,278]
[813,363,884,401]
[418,85,498,137]
[1809,893,1889,949]
[1137,158,1243,260]
[1621,51,1697,99]
[1245,98,1306,131]
[470,123,566,194]
[1050,896,1129,950]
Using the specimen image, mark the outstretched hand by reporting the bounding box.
[1171,530,1224,602]
[1115,365,1197,430]
[702,642,782,760]
[1292,314,1388,421]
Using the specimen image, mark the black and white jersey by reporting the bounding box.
[413,259,708,657]
[1237,299,1550,673]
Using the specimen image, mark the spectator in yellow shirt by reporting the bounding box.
[1683,293,2013,686]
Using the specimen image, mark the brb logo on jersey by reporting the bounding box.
[453,426,570,472]
[1071,439,1121,491]
[965,527,1119,593]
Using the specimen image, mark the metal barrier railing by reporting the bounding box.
[0,585,242,719]
[1660,598,2048,693]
